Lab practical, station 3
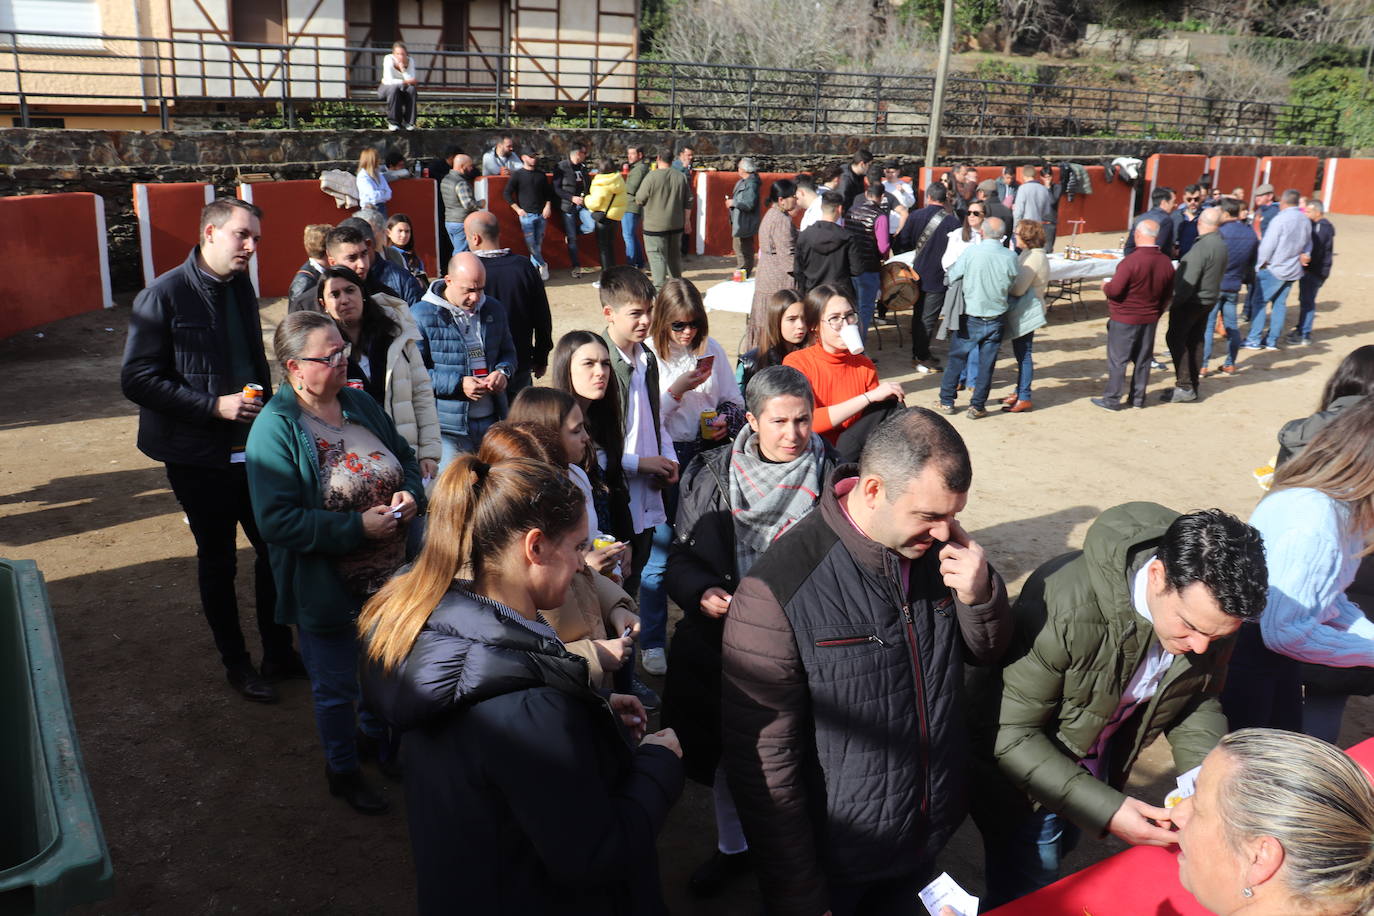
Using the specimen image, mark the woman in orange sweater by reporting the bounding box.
[782,284,905,446]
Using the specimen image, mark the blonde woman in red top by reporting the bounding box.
[782,285,905,450]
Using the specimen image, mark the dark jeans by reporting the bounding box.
[829,872,928,916]
[638,440,700,651]
[1166,299,1210,393]
[595,218,619,273]
[1296,273,1326,339]
[940,315,1003,410]
[1220,620,1303,732]
[562,209,582,268]
[621,211,646,268]
[507,366,535,401]
[1102,319,1158,407]
[297,627,385,774]
[377,83,416,126]
[983,809,1082,908]
[1008,332,1034,402]
[164,462,294,670]
[910,287,946,362]
[623,526,655,605]
[1043,221,1057,253]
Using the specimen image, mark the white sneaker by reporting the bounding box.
[914,363,934,375]
[386,121,400,131]
[538,263,550,281]
[641,647,667,676]
[592,280,602,289]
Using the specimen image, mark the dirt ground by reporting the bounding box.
[5,219,1374,915]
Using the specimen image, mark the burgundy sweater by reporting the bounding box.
[1103,246,1175,325]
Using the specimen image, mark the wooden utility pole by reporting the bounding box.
[925,0,955,170]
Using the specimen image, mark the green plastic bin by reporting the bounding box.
[0,559,112,914]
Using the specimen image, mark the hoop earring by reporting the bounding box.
[1241,887,1254,898]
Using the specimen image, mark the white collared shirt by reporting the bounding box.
[613,341,675,534]
[1081,556,1175,779]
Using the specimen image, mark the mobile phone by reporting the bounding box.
[696,354,715,373]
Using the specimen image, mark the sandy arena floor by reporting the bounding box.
[4,219,1374,914]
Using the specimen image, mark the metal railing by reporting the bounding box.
[0,29,1343,145]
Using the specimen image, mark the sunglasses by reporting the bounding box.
[670,321,700,332]
[968,210,986,216]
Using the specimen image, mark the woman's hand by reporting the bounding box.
[361,505,400,539]
[419,458,438,480]
[390,490,418,523]
[609,693,647,741]
[669,362,713,399]
[641,728,683,758]
[594,636,633,671]
[703,416,729,441]
[868,381,906,404]
[700,587,733,618]
[586,539,627,575]
[610,608,640,641]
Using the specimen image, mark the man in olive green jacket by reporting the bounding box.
[634,150,694,288]
[975,502,1268,907]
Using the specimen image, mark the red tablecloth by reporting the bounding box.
[986,737,1374,915]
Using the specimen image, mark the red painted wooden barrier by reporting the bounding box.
[1321,158,1374,214]
[1259,156,1320,199]
[0,192,112,338]
[1144,155,1209,211]
[1206,156,1258,198]
[133,182,213,284]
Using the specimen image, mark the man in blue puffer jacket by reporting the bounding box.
[412,252,517,465]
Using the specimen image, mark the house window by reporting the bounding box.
[370,0,397,47]
[440,1,467,51]
[0,0,102,49]
[231,0,286,45]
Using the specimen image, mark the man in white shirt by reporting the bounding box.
[882,161,916,209]
[974,504,1268,908]
[377,41,418,131]
[481,134,522,176]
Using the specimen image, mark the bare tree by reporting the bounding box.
[1200,37,1312,103]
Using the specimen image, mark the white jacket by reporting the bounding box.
[375,295,441,464]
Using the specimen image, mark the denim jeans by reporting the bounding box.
[164,462,294,669]
[1009,332,1034,402]
[983,809,1082,909]
[854,271,881,343]
[297,627,385,774]
[1295,273,1325,339]
[940,315,1003,410]
[637,439,698,651]
[445,221,469,254]
[1304,693,1348,744]
[562,209,582,268]
[1244,268,1294,348]
[621,211,645,268]
[518,212,547,268]
[1202,290,1241,367]
[439,415,498,470]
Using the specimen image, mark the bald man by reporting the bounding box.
[413,251,517,463]
[440,153,483,255]
[464,209,552,396]
[1164,207,1227,403]
[1093,220,1175,411]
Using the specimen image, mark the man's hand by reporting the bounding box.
[541,204,553,220]
[1107,796,1177,847]
[486,369,508,394]
[699,587,732,618]
[637,456,676,479]
[641,728,683,758]
[533,363,547,379]
[512,206,526,219]
[938,519,992,606]
[609,693,646,741]
[594,636,633,671]
[216,393,262,423]
[462,376,488,400]
[571,195,585,207]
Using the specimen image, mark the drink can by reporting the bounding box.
[699,409,718,439]
[422,166,430,178]
[732,269,744,282]
[346,378,365,390]
[242,383,263,402]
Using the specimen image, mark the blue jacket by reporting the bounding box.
[1124,207,1176,258]
[373,255,424,305]
[412,280,518,435]
[1219,221,1260,293]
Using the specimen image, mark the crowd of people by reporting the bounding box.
[117,131,1373,915]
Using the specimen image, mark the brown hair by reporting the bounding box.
[1270,397,1374,555]
[1016,218,1046,249]
[650,278,710,356]
[199,197,261,235]
[476,421,562,467]
[508,388,581,464]
[302,223,331,260]
[359,457,584,671]
[754,288,814,365]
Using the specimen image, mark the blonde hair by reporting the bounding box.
[1217,729,1374,914]
[358,147,380,180]
[358,457,584,671]
[1270,397,1374,555]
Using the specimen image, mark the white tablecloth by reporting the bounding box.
[704,278,756,314]
[886,248,1126,282]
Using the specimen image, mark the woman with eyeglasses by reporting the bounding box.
[247,310,425,815]
[747,178,801,348]
[783,284,905,452]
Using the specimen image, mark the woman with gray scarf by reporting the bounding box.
[660,365,838,899]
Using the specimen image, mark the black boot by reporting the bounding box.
[687,849,752,898]
[325,766,389,815]
[226,663,277,703]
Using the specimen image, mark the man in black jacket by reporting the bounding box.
[893,184,962,374]
[553,141,591,277]
[722,408,1012,916]
[794,191,864,304]
[464,209,553,396]
[120,198,299,702]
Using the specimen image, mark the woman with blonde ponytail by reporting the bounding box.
[359,456,684,916]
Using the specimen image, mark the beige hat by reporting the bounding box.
[1254,183,1275,196]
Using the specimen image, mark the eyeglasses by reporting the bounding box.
[824,311,859,328]
[297,343,351,368]
[669,321,700,332]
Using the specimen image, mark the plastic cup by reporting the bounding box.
[839,322,865,355]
